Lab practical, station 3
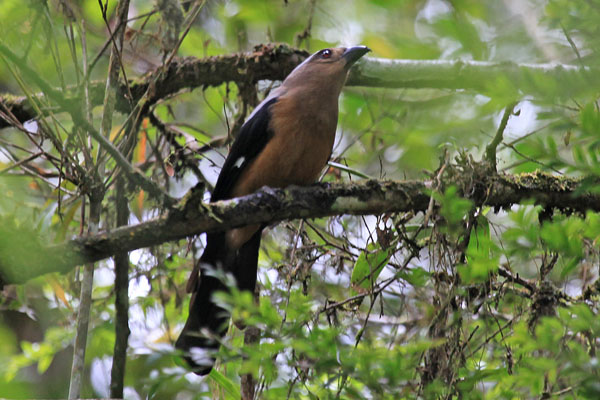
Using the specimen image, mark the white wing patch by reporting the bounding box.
[233,156,245,169]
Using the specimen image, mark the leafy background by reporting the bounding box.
[0,0,599,399]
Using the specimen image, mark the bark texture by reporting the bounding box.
[1,43,594,129]
[0,167,597,284]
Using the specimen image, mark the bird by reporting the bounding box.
[175,45,371,375]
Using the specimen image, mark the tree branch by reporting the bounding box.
[110,178,130,399]
[1,43,596,129]
[350,57,594,95]
[1,169,598,284]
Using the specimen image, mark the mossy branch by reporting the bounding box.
[1,168,598,284]
[1,43,596,129]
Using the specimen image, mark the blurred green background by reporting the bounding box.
[0,0,599,398]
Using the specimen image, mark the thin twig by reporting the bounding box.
[88,8,160,75]
[498,266,535,292]
[163,1,205,67]
[97,0,134,108]
[485,103,517,170]
[68,198,101,399]
[0,151,44,174]
[295,0,317,48]
[561,24,584,68]
[0,42,175,207]
[110,178,130,398]
[501,140,563,174]
[465,318,514,360]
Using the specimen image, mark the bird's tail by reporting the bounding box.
[175,230,262,375]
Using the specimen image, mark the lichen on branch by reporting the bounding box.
[0,165,598,285]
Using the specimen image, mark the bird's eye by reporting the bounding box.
[320,49,332,59]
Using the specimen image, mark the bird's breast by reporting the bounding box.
[226,96,338,249]
[231,96,338,197]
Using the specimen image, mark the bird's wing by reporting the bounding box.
[210,97,278,202]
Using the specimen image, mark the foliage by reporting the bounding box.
[0,0,599,399]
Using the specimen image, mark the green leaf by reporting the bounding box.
[351,244,390,290]
[580,102,600,136]
[438,186,473,230]
[398,267,430,287]
[209,368,241,399]
[37,354,52,375]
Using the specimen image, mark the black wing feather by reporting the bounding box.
[211,97,278,202]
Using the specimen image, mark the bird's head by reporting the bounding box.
[281,46,371,97]
[304,46,371,71]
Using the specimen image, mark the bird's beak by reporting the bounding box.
[342,46,371,68]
